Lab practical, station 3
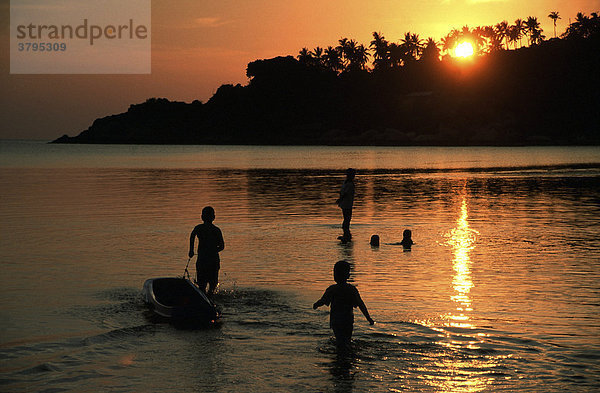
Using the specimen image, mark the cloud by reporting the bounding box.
[441,0,507,3]
[467,0,508,3]
[194,17,229,28]
[157,16,230,30]
[154,16,231,32]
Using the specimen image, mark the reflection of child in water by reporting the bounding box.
[313,260,374,348]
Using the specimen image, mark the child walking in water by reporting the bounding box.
[189,206,225,296]
[313,260,374,348]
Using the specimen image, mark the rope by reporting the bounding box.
[183,257,191,280]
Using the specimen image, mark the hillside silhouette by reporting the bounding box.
[54,14,600,146]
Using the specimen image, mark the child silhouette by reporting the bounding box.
[188,206,225,295]
[313,260,374,348]
[399,229,414,250]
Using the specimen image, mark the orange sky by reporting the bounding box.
[0,0,597,139]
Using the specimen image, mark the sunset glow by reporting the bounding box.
[2,1,599,140]
[454,42,474,58]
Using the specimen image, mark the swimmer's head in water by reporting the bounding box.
[370,234,380,246]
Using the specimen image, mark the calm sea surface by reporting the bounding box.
[1,140,599,392]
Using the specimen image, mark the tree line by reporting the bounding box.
[295,11,600,73]
[52,10,600,146]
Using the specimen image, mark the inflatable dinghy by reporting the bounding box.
[142,277,220,324]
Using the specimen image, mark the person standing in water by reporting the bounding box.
[336,168,356,242]
[313,260,374,348]
[189,206,225,295]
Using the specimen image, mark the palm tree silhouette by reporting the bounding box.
[440,36,451,56]
[513,19,525,47]
[530,28,546,45]
[311,47,325,68]
[297,47,313,65]
[473,26,495,53]
[573,12,590,38]
[401,32,423,62]
[441,29,460,56]
[566,12,600,38]
[421,37,441,62]
[294,10,583,76]
[461,25,485,54]
[370,32,391,70]
[507,25,520,49]
[524,16,544,46]
[336,38,351,71]
[495,21,509,49]
[353,44,370,71]
[388,42,404,67]
[323,46,343,73]
[487,30,504,52]
[473,26,489,52]
[548,11,561,38]
[337,38,370,72]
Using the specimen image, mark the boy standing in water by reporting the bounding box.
[313,260,374,348]
[336,168,356,242]
[189,206,225,295]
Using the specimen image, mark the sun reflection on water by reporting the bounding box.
[429,193,492,393]
[446,195,478,329]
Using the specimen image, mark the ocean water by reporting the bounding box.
[1,140,599,392]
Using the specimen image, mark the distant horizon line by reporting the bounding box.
[2,139,599,149]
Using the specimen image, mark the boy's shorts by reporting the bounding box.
[331,323,353,345]
[331,314,354,344]
[196,260,219,288]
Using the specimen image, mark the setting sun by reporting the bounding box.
[454,42,474,58]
